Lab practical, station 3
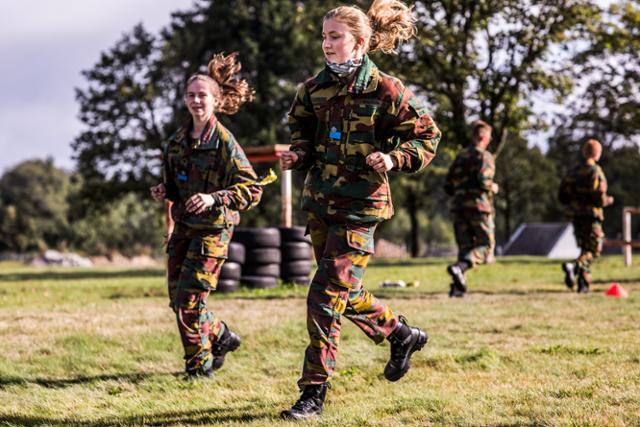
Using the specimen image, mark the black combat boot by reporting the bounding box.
[562,262,576,290]
[447,262,468,297]
[280,383,328,420]
[211,323,241,370]
[576,274,590,293]
[384,316,428,382]
[574,266,590,294]
[185,365,214,378]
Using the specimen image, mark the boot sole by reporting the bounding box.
[561,264,574,289]
[385,330,428,382]
[280,409,322,420]
[211,335,241,371]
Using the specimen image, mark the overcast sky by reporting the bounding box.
[0,0,191,174]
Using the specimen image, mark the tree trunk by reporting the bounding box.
[407,195,421,257]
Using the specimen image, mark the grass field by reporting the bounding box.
[0,256,639,426]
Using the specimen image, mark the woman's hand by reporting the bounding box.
[280,151,299,171]
[366,152,395,173]
[185,193,216,214]
[150,183,166,201]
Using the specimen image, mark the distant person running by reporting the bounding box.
[559,138,614,293]
[279,0,441,420]
[150,53,263,377]
[444,120,498,297]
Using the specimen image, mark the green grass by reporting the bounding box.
[0,255,639,426]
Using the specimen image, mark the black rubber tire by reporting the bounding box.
[246,247,281,264]
[240,275,278,289]
[242,262,280,277]
[232,227,281,248]
[227,242,246,264]
[217,279,240,293]
[279,226,311,243]
[282,275,311,286]
[281,260,313,277]
[281,241,313,261]
[219,261,242,281]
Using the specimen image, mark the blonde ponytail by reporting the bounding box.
[323,0,416,55]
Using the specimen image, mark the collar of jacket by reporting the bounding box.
[170,114,220,150]
[311,54,379,95]
[585,158,596,166]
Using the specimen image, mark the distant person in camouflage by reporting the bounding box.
[279,0,441,420]
[558,138,614,293]
[150,53,263,377]
[444,120,498,297]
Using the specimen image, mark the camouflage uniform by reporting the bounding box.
[288,55,441,386]
[163,115,262,374]
[444,145,496,267]
[558,158,608,287]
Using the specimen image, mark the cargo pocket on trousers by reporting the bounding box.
[345,225,375,255]
[185,232,229,291]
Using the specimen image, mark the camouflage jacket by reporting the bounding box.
[444,145,495,213]
[287,55,441,223]
[558,158,608,220]
[163,115,262,231]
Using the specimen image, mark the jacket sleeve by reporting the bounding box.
[210,137,263,212]
[591,165,608,207]
[478,151,495,192]
[162,143,179,202]
[386,85,441,173]
[287,83,317,171]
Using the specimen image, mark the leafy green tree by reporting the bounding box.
[0,159,72,252]
[548,0,640,237]
[70,193,165,256]
[73,0,341,216]
[494,137,560,241]
[375,0,600,252]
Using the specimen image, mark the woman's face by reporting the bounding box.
[322,18,362,63]
[185,79,216,122]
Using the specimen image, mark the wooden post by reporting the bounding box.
[624,208,632,267]
[244,144,292,227]
[281,169,292,227]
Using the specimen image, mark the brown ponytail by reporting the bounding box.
[185,52,254,115]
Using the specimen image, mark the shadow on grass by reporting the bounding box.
[0,371,182,389]
[0,268,163,282]
[0,405,273,426]
[592,278,639,285]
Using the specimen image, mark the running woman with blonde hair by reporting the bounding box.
[280,0,441,419]
[150,53,266,377]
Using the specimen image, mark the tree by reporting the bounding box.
[73,0,342,215]
[494,137,560,241]
[0,159,72,252]
[547,1,640,237]
[375,0,600,253]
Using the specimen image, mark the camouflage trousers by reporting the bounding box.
[453,211,495,267]
[167,225,232,373]
[572,217,603,280]
[298,213,398,387]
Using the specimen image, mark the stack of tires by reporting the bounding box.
[279,226,314,286]
[233,227,281,289]
[217,241,245,293]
